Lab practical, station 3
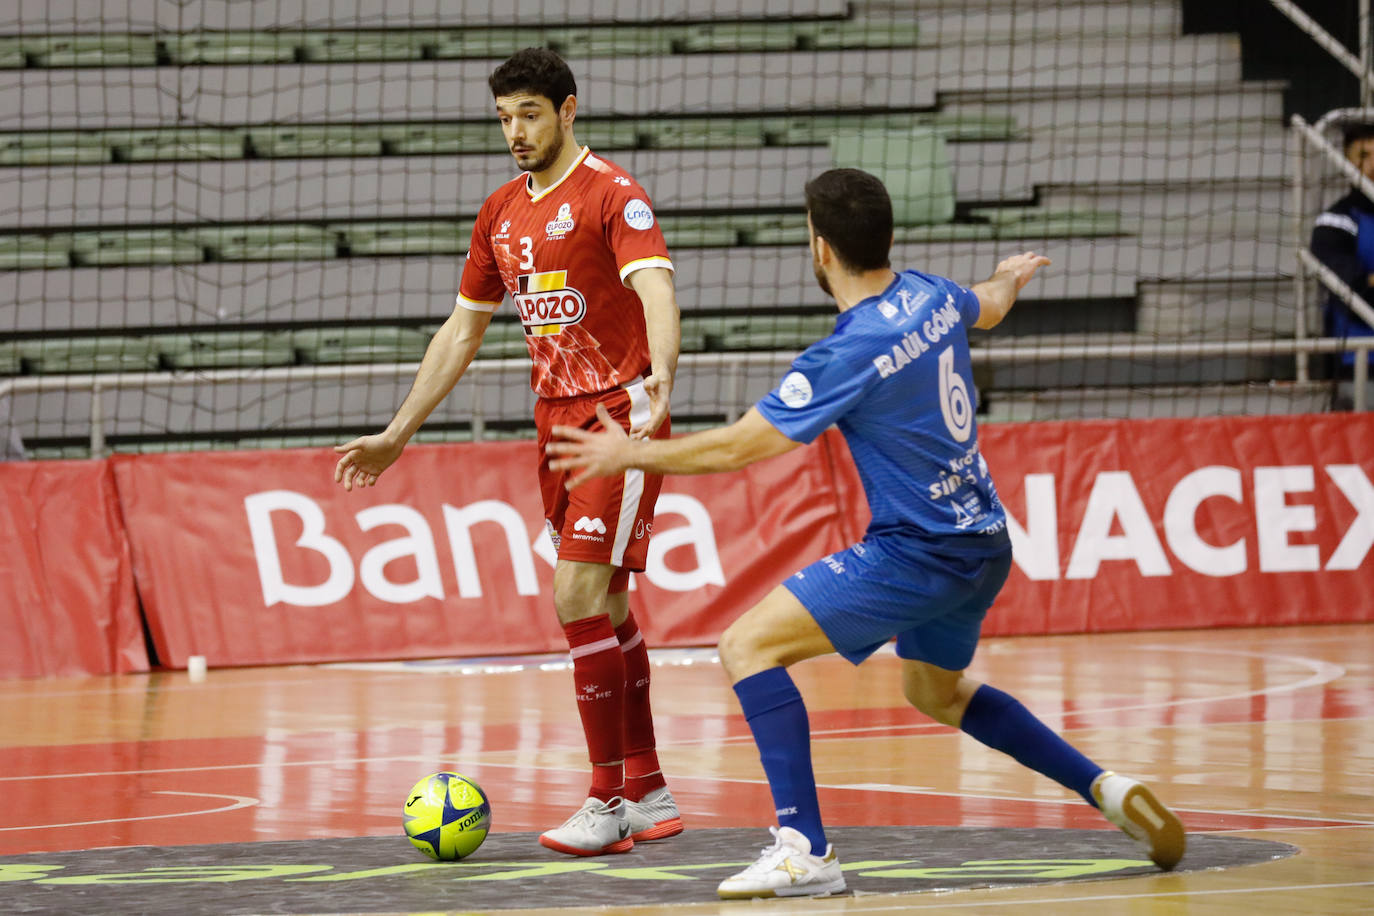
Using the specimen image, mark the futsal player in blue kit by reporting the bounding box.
[548,169,1186,899]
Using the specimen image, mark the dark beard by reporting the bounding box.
[518,131,565,173]
[813,261,832,296]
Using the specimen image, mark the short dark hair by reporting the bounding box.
[1345,121,1374,150]
[803,168,893,272]
[488,47,577,111]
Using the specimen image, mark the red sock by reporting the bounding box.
[616,611,666,800]
[564,615,625,802]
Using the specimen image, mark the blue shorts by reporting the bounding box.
[783,534,1012,671]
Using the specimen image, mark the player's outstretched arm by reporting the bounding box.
[548,405,798,490]
[971,252,1052,329]
[334,306,493,491]
[627,267,681,439]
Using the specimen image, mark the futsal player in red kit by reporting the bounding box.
[334,48,684,855]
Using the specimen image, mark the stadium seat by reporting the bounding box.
[155,332,299,369]
[249,126,386,159]
[188,226,340,262]
[292,327,432,364]
[14,35,161,67]
[162,32,299,65]
[16,336,161,373]
[0,235,74,269]
[334,221,473,257]
[0,132,109,166]
[829,128,956,226]
[70,231,203,267]
[111,128,249,162]
[0,342,21,375]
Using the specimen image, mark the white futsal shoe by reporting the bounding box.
[538,796,634,856]
[1091,771,1186,870]
[716,826,845,899]
[624,786,685,841]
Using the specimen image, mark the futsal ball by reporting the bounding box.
[402,771,492,860]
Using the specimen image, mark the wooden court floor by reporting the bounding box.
[2,622,1371,914]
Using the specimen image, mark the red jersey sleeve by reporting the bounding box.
[601,178,674,287]
[458,201,507,312]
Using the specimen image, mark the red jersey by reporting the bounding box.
[457,147,674,399]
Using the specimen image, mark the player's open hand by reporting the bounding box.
[548,403,632,490]
[994,251,1052,292]
[631,372,673,439]
[333,432,404,491]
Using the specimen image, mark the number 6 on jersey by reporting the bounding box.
[938,346,973,442]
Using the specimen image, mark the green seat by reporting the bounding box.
[968,207,1125,238]
[111,128,248,162]
[676,23,805,53]
[803,21,925,50]
[189,225,339,262]
[299,31,432,62]
[154,331,298,369]
[829,128,956,226]
[17,337,161,373]
[335,221,472,257]
[0,342,22,375]
[163,32,300,65]
[641,117,766,149]
[684,314,837,352]
[71,230,204,267]
[378,123,505,156]
[0,38,25,69]
[21,35,161,67]
[0,235,75,269]
[0,134,96,166]
[293,326,432,364]
[249,126,385,158]
[659,217,741,248]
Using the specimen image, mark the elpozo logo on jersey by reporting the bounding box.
[623,199,654,230]
[545,202,575,239]
[515,269,586,336]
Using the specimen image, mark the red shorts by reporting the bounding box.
[535,379,669,583]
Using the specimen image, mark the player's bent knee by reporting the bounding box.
[902,671,969,727]
[718,620,775,682]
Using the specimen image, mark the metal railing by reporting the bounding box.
[2,338,1370,457]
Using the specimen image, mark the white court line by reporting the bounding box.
[2,757,1369,833]
[0,791,258,831]
[754,881,1374,912]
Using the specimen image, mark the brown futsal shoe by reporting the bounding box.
[1092,771,1186,869]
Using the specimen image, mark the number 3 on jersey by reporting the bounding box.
[518,236,534,271]
[938,346,973,442]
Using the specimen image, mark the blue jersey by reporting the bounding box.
[756,269,1010,555]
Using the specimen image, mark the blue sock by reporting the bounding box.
[960,684,1105,807]
[732,667,827,852]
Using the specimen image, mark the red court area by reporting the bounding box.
[4,624,1372,858]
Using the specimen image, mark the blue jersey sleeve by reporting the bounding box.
[755,338,876,444]
[943,276,982,327]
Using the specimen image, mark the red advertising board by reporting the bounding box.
[110,432,857,667]
[5,413,1371,676]
[983,414,1374,634]
[0,460,146,678]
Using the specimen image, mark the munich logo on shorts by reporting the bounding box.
[574,516,607,534]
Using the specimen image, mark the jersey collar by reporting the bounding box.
[525,146,591,203]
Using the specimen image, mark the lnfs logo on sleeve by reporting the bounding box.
[779,371,813,408]
[623,199,655,230]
